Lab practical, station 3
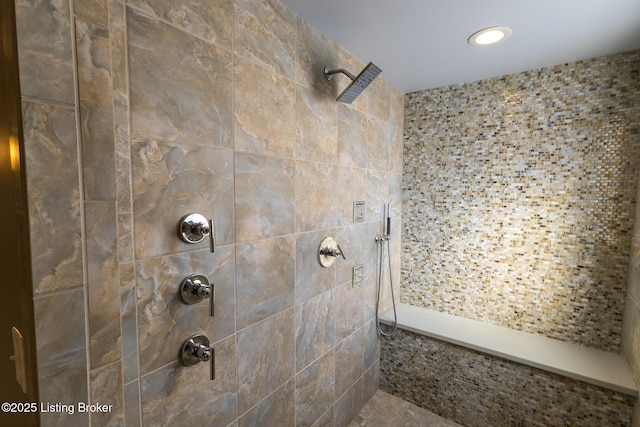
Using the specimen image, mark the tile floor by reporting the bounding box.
[350,390,462,427]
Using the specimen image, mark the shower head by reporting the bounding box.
[324,62,382,103]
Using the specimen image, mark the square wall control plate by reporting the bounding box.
[352,264,364,286]
[353,201,365,223]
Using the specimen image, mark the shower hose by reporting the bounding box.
[375,234,398,337]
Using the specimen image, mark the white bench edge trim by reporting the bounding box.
[380,303,638,397]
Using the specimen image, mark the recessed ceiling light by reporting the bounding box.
[468,26,512,47]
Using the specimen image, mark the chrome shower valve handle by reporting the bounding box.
[179,274,215,317]
[181,334,215,380]
[178,213,215,252]
[318,236,346,268]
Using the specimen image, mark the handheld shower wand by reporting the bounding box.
[375,203,398,337]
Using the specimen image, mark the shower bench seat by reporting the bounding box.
[379,303,638,396]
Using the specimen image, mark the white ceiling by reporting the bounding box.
[280,0,640,93]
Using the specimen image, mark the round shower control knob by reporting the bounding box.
[181,334,211,366]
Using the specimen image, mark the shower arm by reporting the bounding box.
[324,67,355,81]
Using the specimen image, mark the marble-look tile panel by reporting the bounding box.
[15,0,74,104]
[235,153,295,242]
[388,86,405,131]
[239,380,295,427]
[237,308,295,414]
[362,361,379,406]
[127,6,232,148]
[75,0,108,26]
[335,282,363,342]
[76,18,116,201]
[311,407,334,427]
[109,0,128,138]
[365,75,390,123]
[337,104,368,168]
[136,246,235,375]
[236,236,295,329]
[295,351,335,427]
[366,117,390,172]
[295,289,335,372]
[131,138,234,259]
[335,378,363,427]
[295,160,337,233]
[295,84,338,163]
[295,17,339,95]
[350,390,463,427]
[335,223,366,286]
[141,335,237,426]
[85,201,121,369]
[22,101,83,294]
[128,0,233,49]
[234,0,296,80]
[234,55,296,157]
[89,361,124,426]
[335,166,366,228]
[295,229,336,304]
[389,124,404,174]
[119,262,139,383]
[362,320,380,372]
[335,328,364,398]
[365,169,389,228]
[123,381,141,427]
[34,290,89,427]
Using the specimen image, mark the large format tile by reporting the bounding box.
[336,167,367,227]
[337,105,368,168]
[234,55,296,157]
[366,117,390,172]
[76,18,116,202]
[295,85,338,164]
[128,0,232,49]
[295,289,335,371]
[235,153,295,242]
[136,246,235,375]
[127,6,232,148]
[34,290,89,426]
[295,351,335,426]
[350,391,463,427]
[335,328,364,398]
[239,380,295,427]
[236,236,295,329]
[141,336,237,426]
[85,202,121,369]
[295,229,336,303]
[295,160,337,233]
[22,101,83,294]
[90,362,124,426]
[75,0,108,25]
[15,0,74,103]
[237,309,295,414]
[234,0,296,80]
[131,138,234,259]
[295,17,339,94]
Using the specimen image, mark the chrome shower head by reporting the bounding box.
[324,62,382,103]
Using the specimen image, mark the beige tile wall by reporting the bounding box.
[15,0,404,425]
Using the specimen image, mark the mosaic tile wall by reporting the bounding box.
[15,0,403,425]
[380,329,636,427]
[402,50,640,352]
